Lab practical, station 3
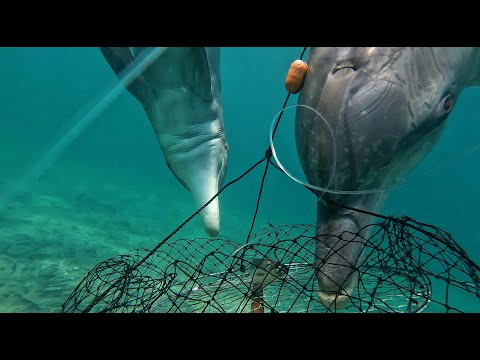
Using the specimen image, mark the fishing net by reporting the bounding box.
[61,214,480,313]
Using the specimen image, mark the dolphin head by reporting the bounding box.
[137,47,228,238]
[156,101,228,238]
[295,47,479,308]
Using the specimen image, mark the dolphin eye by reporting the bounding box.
[441,94,455,114]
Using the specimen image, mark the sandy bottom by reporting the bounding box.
[0,179,478,313]
[0,174,236,312]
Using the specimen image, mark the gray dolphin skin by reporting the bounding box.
[99,47,228,237]
[295,47,480,308]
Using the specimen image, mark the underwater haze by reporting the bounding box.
[0,47,479,312]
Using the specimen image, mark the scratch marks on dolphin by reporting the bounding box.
[407,101,415,120]
[340,75,394,132]
[428,47,446,83]
[423,101,433,110]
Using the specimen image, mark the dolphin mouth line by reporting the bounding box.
[332,64,357,74]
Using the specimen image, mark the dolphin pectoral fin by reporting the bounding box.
[99,47,132,73]
[99,47,156,107]
[99,47,136,75]
[128,47,147,57]
[186,47,213,102]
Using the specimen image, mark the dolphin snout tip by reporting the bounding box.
[317,291,351,309]
[200,209,220,238]
[316,267,359,310]
[204,222,220,237]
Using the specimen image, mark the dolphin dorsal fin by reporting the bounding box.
[100,47,214,103]
[185,47,213,102]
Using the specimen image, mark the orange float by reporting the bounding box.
[285,59,308,94]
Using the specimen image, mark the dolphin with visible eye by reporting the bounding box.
[99,47,228,237]
[295,47,480,308]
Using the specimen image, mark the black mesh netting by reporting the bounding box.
[61,215,480,313]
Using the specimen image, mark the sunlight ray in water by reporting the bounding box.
[0,47,167,212]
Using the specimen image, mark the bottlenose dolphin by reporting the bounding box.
[295,47,480,308]
[99,47,228,237]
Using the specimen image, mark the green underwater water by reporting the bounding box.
[0,47,479,313]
